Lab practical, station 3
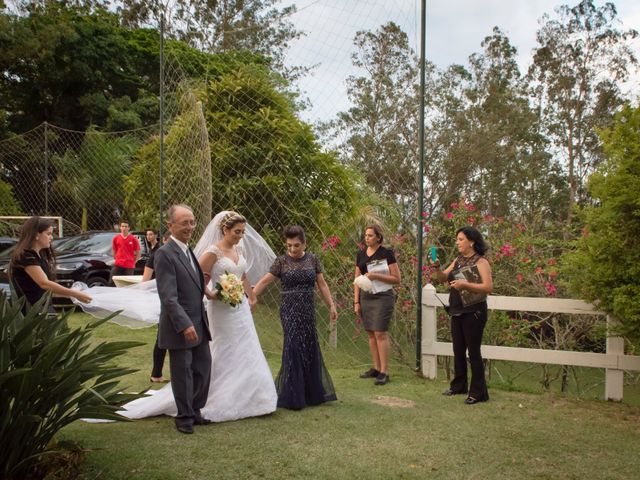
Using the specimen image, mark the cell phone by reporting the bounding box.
[429,246,438,262]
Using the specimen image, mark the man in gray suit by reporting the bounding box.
[155,204,212,434]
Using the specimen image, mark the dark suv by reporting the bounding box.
[0,231,149,304]
[53,231,149,289]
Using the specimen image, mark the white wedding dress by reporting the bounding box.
[118,246,278,422]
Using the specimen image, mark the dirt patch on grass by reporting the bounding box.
[371,396,415,408]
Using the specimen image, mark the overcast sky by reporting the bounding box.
[284,0,640,122]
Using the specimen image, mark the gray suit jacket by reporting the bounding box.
[155,239,211,350]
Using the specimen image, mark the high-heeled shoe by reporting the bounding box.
[464,396,488,405]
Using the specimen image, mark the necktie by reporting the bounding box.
[186,248,195,271]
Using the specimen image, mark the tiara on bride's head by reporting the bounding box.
[219,211,246,232]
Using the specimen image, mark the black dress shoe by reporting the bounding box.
[360,368,380,379]
[442,389,467,396]
[374,373,390,385]
[176,424,194,434]
[194,416,212,425]
[464,396,488,405]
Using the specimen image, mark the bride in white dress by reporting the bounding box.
[109,211,278,422]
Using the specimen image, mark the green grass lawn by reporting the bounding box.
[59,312,640,479]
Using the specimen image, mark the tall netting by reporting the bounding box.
[0,123,156,235]
[155,3,424,369]
[0,3,424,371]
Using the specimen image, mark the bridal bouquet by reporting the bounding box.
[215,271,245,307]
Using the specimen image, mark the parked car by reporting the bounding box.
[0,231,149,305]
[0,236,17,253]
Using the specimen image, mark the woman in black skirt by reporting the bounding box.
[354,225,400,385]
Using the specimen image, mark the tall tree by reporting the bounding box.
[528,0,638,230]
[335,22,420,218]
[465,27,566,224]
[115,0,302,77]
[0,3,160,134]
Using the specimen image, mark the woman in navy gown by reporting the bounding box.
[253,225,338,410]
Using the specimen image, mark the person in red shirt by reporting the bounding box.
[109,221,141,285]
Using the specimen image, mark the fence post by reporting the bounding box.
[421,284,437,379]
[605,314,624,401]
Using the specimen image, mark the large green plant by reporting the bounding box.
[0,292,143,479]
[562,104,640,341]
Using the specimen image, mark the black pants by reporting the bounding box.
[151,333,167,378]
[450,307,489,400]
[109,265,134,286]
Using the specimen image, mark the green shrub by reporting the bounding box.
[0,292,144,479]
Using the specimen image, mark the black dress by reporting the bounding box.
[270,253,337,410]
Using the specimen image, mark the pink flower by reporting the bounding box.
[423,224,431,233]
[535,266,544,275]
[446,212,454,220]
[422,211,429,218]
[515,223,526,233]
[450,202,459,209]
[547,258,557,266]
[468,216,476,225]
[500,244,515,257]
[548,270,558,280]
[521,257,530,264]
[516,273,524,282]
[545,282,557,296]
[463,202,476,212]
[483,214,495,223]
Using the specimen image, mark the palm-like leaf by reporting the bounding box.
[0,291,145,479]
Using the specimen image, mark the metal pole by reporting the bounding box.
[159,13,165,234]
[44,122,49,215]
[415,0,427,371]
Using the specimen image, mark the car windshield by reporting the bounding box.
[0,244,16,260]
[56,233,115,254]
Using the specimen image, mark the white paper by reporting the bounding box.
[366,259,392,294]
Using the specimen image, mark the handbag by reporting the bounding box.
[451,264,486,307]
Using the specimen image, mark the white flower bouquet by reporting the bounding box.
[215,271,245,307]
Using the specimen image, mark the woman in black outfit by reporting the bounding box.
[142,230,170,383]
[9,216,91,313]
[434,226,493,404]
[354,225,400,386]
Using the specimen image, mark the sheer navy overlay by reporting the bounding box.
[271,253,337,410]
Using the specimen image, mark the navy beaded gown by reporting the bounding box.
[270,253,337,410]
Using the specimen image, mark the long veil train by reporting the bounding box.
[72,211,276,326]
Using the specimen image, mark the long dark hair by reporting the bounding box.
[10,216,56,274]
[456,226,488,256]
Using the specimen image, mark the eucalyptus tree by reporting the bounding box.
[115,0,302,77]
[528,0,638,229]
[335,22,421,219]
[465,27,565,225]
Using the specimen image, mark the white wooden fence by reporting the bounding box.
[421,284,640,401]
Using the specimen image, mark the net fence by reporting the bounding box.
[0,1,633,397]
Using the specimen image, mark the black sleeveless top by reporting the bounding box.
[447,253,487,315]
